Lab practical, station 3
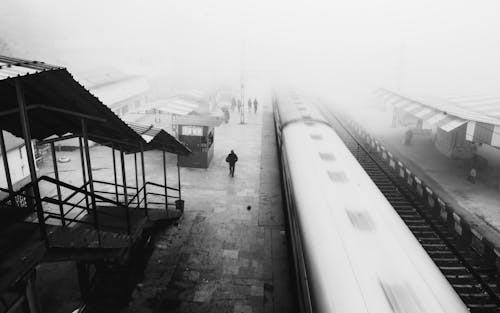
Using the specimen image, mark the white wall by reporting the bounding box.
[0,145,30,188]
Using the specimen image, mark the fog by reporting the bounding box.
[2,0,500,104]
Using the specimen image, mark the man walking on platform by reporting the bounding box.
[226,150,238,177]
[248,99,252,113]
[253,98,258,113]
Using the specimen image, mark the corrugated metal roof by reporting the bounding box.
[127,122,191,155]
[378,89,500,148]
[0,55,146,153]
[136,99,197,115]
[0,55,63,79]
[90,76,149,107]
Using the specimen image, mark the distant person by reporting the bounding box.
[468,167,477,184]
[225,150,238,177]
[222,107,230,123]
[404,129,413,145]
[237,99,242,112]
[253,98,258,113]
[231,98,237,112]
[248,99,252,112]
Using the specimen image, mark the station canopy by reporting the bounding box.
[135,98,198,115]
[127,122,191,155]
[0,55,146,153]
[378,89,500,148]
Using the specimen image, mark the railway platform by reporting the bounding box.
[351,105,500,254]
[123,102,295,313]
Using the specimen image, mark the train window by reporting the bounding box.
[328,171,348,183]
[319,152,335,161]
[310,134,323,140]
[346,210,375,231]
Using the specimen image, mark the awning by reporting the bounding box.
[135,98,198,115]
[379,88,500,147]
[382,90,467,132]
[127,122,191,155]
[0,55,147,153]
[466,121,500,147]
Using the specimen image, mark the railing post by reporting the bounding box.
[15,79,47,243]
[120,149,131,235]
[112,145,119,202]
[163,151,168,212]
[79,137,90,211]
[134,152,139,206]
[140,144,148,216]
[50,142,65,226]
[81,119,101,246]
[177,155,181,200]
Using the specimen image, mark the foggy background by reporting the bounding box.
[1,0,500,104]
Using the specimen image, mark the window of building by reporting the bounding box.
[182,126,203,136]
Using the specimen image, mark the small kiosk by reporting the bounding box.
[175,115,223,168]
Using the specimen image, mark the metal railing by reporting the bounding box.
[0,176,181,249]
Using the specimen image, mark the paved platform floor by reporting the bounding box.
[352,105,500,248]
[123,103,296,313]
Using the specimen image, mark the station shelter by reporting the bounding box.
[379,89,500,161]
[0,55,190,313]
[174,115,222,168]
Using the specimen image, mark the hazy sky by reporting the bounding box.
[2,0,500,103]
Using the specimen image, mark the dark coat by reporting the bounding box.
[226,152,238,165]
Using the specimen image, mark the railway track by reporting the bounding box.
[322,107,500,313]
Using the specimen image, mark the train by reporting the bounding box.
[272,92,469,313]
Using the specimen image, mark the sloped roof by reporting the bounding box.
[0,55,146,153]
[127,122,191,155]
[378,88,500,147]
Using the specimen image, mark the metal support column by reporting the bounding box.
[0,130,13,193]
[177,155,181,200]
[81,119,101,246]
[112,145,119,202]
[134,153,138,206]
[79,137,89,210]
[50,142,65,226]
[120,150,131,235]
[15,79,46,242]
[163,151,168,211]
[140,144,147,215]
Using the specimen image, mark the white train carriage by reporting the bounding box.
[273,94,468,313]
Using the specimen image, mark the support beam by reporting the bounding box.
[177,155,181,200]
[15,79,47,242]
[50,142,65,226]
[134,153,138,206]
[0,130,13,193]
[112,145,119,202]
[163,151,168,211]
[140,144,147,215]
[120,150,131,235]
[81,119,101,246]
[79,137,90,211]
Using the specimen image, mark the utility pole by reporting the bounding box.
[240,40,246,124]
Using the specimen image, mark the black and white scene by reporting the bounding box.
[2,0,500,312]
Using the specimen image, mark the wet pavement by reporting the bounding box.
[122,103,296,313]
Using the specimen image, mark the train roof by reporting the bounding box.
[275,93,327,126]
